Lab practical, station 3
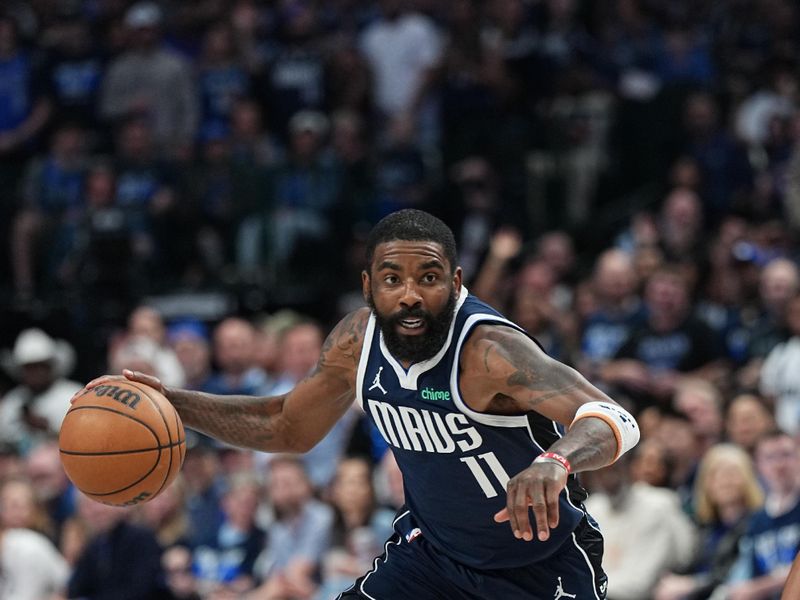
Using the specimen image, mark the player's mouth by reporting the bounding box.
[397,317,427,335]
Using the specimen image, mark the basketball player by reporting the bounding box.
[79,209,639,599]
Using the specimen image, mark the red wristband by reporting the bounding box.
[534,452,571,474]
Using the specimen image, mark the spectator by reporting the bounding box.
[601,266,728,410]
[0,328,82,454]
[25,440,76,545]
[167,319,214,391]
[629,438,673,488]
[193,473,265,598]
[108,334,186,388]
[228,97,283,168]
[760,292,800,434]
[125,305,186,386]
[672,378,725,455]
[652,408,704,511]
[253,455,333,599]
[718,430,800,598]
[359,0,443,147]
[265,110,342,303]
[42,14,105,131]
[257,2,327,140]
[0,13,51,187]
[654,443,764,600]
[737,257,800,390]
[68,161,142,310]
[656,187,706,267]
[0,442,23,480]
[67,493,170,600]
[182,440,225,549]
[724,393,775,457]
[682,91,753,225]
[100,1,198,159]
[580,249,646,383]
[163,544,201,600]
[111,117,177,279]
[136,474,190,550]
[0,474,54,539]
[196,21,252,132]
[205,317,271,396]
[0,493,69,600]
[10,123,88,299]
[179,121,238,282]
[584,452,697,600]
[317,457,396,599]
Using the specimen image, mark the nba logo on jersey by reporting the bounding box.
[405,527,422,543]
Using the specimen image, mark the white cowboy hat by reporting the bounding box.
[2,328,76,379]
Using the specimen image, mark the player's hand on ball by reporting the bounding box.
[493,461,568,542]
[70,369,165,404]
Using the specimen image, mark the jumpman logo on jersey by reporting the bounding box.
[369,366,387,395]
[553,577,576,599]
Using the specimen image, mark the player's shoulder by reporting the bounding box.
[463,321,531,352]
[320,307,371,370]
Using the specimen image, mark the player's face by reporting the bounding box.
[363,240,462,364]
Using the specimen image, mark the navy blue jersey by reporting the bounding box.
[356,288,589,569]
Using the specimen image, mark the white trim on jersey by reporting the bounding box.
[570,531,603,600]
[355,314,377,410]
[357,510,410,600]
[449,313,530,428]
[378,286,469,390]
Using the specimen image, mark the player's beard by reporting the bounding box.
[368,288,458,364]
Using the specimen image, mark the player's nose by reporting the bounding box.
[399,281,423,308]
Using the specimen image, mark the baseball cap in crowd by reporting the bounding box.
[167,319,210,344]
[125,2,163,29]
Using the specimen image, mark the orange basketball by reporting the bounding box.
[59,380,185,506]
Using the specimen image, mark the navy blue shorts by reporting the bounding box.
[336,510,607,600]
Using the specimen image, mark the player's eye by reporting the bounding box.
[422,273,438,283]
[384,274,399,285]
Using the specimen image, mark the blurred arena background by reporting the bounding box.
[0,0,799,598]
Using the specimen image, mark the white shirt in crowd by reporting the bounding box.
[760,336,800,435]
[0,528,70,600]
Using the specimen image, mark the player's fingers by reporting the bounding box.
[123,369,164,392]
[529,484,549,542]
[513,483,535,542]
[545,480,560,530]
[505,480,523,538]
[493,507,510,523]
[70,375,123,403]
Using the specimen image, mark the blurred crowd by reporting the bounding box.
[3,0,800,598]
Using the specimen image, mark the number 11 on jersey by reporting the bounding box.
[460,452,511,498]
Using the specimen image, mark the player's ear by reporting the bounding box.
[453,266,463,294]
[362,270,371,302]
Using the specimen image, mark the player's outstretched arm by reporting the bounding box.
[461,324,640,542]
[77,309,370,453]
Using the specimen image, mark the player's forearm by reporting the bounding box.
[544,417,619,472]
[165,387,296,452]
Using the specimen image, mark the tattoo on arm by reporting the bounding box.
[493,332,588,410]
[169,389,288,450]
[317,309,367,372]
[548,417,618,472]
[169,309,367,452]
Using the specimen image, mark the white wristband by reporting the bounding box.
[571,401,640,462]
